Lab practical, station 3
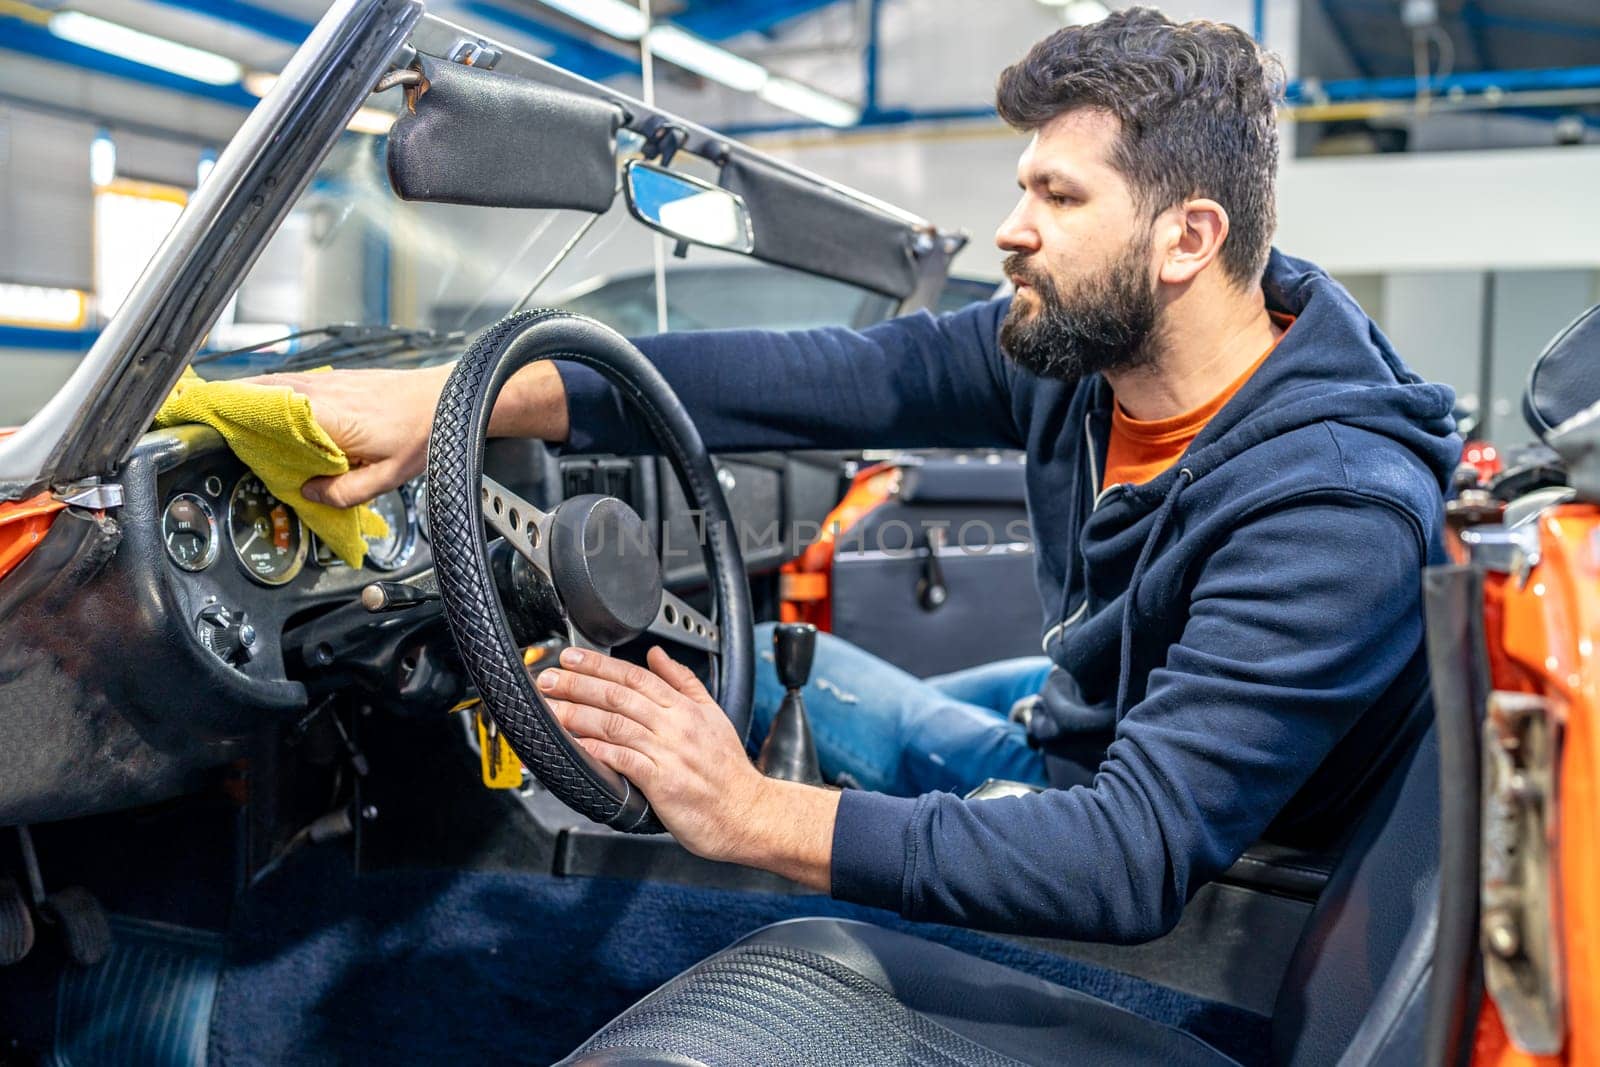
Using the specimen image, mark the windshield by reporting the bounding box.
[203,129,902,376]
[0,93,904,421]
[200,123,662,375]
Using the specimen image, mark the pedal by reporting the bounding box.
[0,876,35,965]
[42,886,112,968]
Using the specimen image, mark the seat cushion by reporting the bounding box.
[559,918,1238,1067]
[1524,303,1600,440]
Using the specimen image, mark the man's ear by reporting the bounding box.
[1157,198,1229,286]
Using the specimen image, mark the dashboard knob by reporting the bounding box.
[196,603,256,666]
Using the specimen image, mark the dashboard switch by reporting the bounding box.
[196,603,257,666]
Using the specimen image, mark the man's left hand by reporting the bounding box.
[537,645,840,889]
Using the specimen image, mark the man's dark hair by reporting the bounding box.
[996,7,1284,286]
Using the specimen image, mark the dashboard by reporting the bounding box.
[153,434,433,690]
[0,416,846,826]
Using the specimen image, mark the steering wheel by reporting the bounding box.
[425,309,755,834]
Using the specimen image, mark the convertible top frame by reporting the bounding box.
[0,1,964,503]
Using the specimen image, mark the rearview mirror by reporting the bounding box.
[623,161,754,254]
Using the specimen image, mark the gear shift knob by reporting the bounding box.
[758,623,823,786]
[773,623,817,691]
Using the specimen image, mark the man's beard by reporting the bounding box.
[999,239,1162,382]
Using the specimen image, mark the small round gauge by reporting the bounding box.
[362,486,418,572]
[162,493,218,572]
[228,474,307,586]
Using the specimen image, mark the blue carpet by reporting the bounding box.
[210,854,1269,1065]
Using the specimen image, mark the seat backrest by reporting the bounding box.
[1524,303,1600,442]
[1270,726,1439,1066]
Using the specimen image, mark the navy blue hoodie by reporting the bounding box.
[555,250,1460,943]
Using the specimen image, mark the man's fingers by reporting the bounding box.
[648,646,713,703]
[538,666,664,727]
[547,699,654,749]
[573,736,657,784]
[239,373,311,389]
[302,461,402,508]
[555,647,679,706]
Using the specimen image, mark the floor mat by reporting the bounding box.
[55,917,224,1067]
[210,853,1269,1065]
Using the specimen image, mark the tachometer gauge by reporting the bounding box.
[162,493,218,572]
[362,486,417,571]
[228,475,306,586]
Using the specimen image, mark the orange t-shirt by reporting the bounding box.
[1102,313,1294,489]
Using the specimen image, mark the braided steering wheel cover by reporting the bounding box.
[426,309,754,833]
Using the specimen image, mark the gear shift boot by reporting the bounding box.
[757,623,823,785]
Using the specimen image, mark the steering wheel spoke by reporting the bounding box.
[647,590,719,654]
[480,475,554,579]
[564,625,612,656]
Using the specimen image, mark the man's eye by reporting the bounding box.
[1047,193,1073,207]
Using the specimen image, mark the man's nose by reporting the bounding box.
[995,203,1040,256]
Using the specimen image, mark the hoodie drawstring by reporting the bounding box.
[1114,467,1193,717]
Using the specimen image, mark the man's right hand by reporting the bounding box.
[248,364,451,508]
[249,360,571,509]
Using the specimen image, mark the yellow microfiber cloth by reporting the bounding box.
[154,367,389,568]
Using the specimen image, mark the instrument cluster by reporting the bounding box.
[160,471,423,586]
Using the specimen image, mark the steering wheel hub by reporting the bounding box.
[549,494,663,649]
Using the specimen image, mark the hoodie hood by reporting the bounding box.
[1113,249,1460,499]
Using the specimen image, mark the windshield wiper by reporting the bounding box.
[193,324,466,372]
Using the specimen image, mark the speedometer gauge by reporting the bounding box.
[162,493,218,571]
[362,486,417,571]
[228,475,306,586]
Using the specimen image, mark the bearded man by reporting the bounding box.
[273,8,1458,942]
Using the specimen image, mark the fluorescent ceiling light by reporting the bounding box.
[759,77,860,128]
[0,283,88,330]
[1058,0,1111,26]
[49,11,243,86]
[646,26,767,93]
[244,73,397,135]
[344,106,399,136]
[538,0,647,41]
[90,133,116,187]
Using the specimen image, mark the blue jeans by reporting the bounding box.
[749,623,1052,796]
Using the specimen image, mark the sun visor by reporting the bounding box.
[387,56,624,214]
[718,155,921,300]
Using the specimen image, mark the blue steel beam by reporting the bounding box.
[676,0,847,40]
[724,104,997,138]
[0,326,100,352]
[467,0,850,84]
[0,17,256,107]
[1287,64,1600,103]
[146,0,313,45]
[459,1,637,80]
[864,0,881,117]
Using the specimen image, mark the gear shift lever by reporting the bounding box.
[756,623,823,785]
